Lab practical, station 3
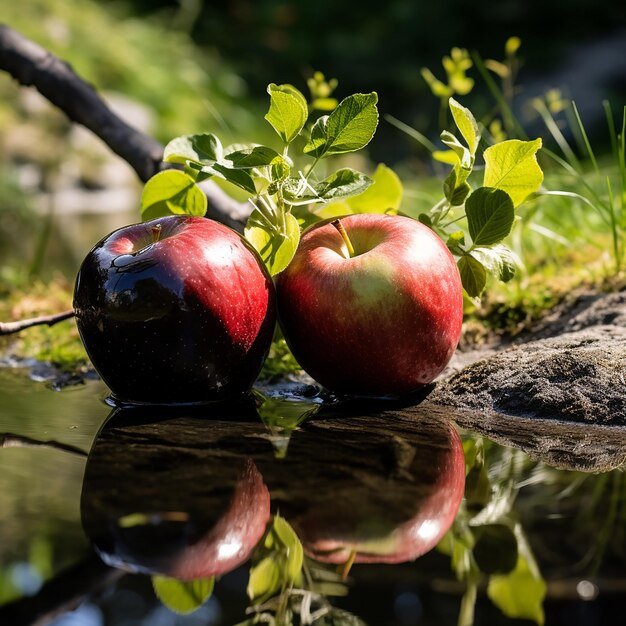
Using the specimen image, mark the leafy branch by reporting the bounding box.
[413,98,544,298]
[141,83,379,275]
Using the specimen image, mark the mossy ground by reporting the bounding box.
[0,275,87,369]
[2,254,623,382]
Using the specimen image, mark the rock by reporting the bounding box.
[424,290,626,472]
[513,290,626,342]
[431,329,626,426]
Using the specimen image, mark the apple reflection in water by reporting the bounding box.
[81,399,465,588]
[276,408,466,565]
[80,402,272,580]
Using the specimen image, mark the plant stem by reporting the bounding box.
[151,223,162,242]
[331,219,355,258]
[275,191,287,233]
[572,101,599,174]
[534,100,580,169]
[251,198,280,234]
[430,197,452,225]
[606,177,621,273]
[339,549,357,580]
[384,114,438,152]
[472,51,527,140]
[458,582,477,626]
[306,156,322,181]
[441,213,467,229]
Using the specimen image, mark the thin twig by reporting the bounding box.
[0,309,74,336]
[0,24,251,231]
[0,432,88,457]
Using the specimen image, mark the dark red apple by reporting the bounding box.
[73,215,276,404]
[276,214,463,396]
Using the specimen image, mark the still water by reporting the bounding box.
[1,366,625,626]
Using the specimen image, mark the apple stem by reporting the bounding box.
[331,219,355,258]
[151,224,162,243]
[338,549,357,580]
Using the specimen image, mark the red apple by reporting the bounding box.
[276,214,463,396]
[73,215,276,404]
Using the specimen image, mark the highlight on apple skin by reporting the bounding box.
[276,213,464,396]
[73,215,276,404]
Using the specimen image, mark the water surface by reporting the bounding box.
[1,367,625,626]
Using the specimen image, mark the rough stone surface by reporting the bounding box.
[431,328,626,425]
[423,289,626,471]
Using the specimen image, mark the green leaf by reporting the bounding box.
[254,390,319,458]
[265,83,308,144]
[163,133,223,165]
[421,67,453,98]
[140,170,207,220]
[206,163,258,194]
[247,515,304,604]
[458,254,487,297]
[272,515,304,581]
[464,459,492,513]
[314,169,373,201]
[152,576,214,615]
[283,169,372,206]
[446,230,466,255]
[449,98,480,157]
[312,97,339,111]
[443,169,471,206]
[483,138,544,206]
[451,182,471,206]
[315,163,402,218]
[418,213,433,227]
[224,146,285,169]
[433,150,460,165]
[344,163,403,213]
[471,245,517,282]
[487,553,546,624]
[441,130,471,168]
[465,187,515,246]
[303,92,379,158]
[247,555,281,603]
[473,524,518,574]
[245,210,300,275]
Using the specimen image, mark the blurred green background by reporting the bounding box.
[1,0,625,309]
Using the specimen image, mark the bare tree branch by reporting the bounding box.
[0,24,250,231]
[0,24,162,181]
[0,309,74,336]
